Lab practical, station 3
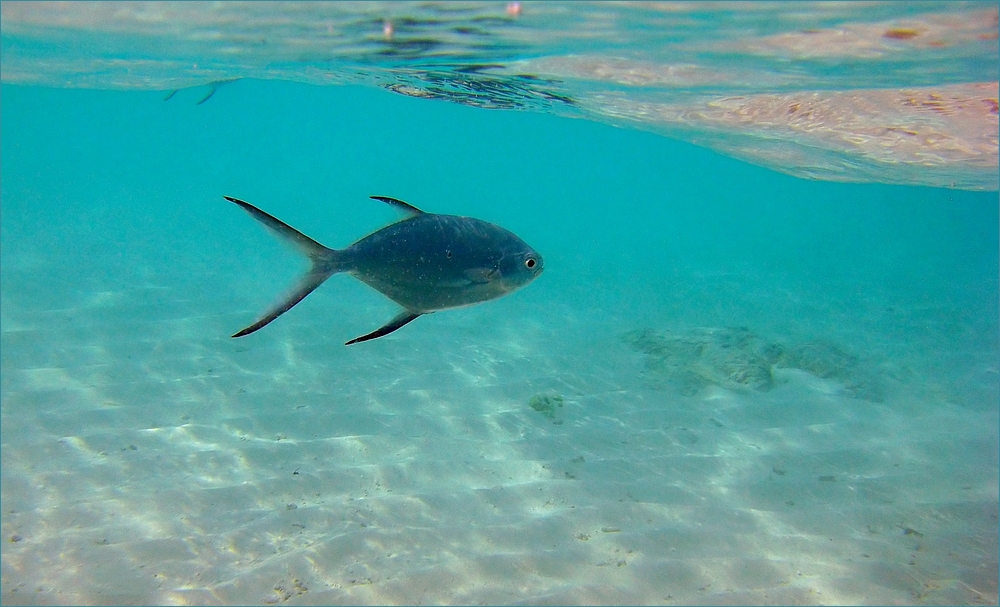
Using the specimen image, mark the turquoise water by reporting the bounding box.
[2,3,999,605]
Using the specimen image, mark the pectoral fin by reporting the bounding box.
[345,310,423,345]
[463,267,500,285]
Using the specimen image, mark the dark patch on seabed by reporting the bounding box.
[622,326,885,401]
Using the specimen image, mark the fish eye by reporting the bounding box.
[524,257,537,270]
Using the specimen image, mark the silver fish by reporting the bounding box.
[225,195,544,345]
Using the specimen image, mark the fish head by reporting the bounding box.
[494,239,544,292]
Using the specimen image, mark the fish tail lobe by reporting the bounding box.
[226,196,348,337]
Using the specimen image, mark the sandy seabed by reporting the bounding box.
[1,262,996,606]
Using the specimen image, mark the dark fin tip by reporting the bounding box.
[370,196,424,215]
[345,311,422,345]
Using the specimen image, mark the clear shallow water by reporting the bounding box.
[1,3,998,606]
[2,1,998,190]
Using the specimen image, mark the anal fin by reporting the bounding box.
[346,311,423,345]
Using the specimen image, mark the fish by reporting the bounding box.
[164,78,240,104]
[225,195,544,345]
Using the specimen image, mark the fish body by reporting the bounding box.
[226,195,543,345]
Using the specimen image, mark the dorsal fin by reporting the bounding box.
[370,196,424,216]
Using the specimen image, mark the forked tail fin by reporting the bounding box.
[225,196,345,337]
